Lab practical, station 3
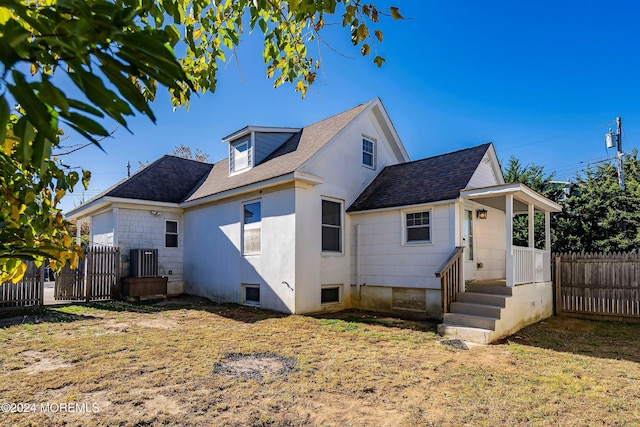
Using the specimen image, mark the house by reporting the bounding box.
[67,98,561,343]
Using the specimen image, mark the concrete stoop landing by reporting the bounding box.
[437,284,512,344]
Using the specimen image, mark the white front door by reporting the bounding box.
[463,207,476,281]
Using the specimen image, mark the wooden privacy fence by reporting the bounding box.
[1,246,120,309]
[0,262,44,308]
[55,246,120,301]
[553,252,640,320]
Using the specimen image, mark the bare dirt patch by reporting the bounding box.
[20,350,72,375]
[136,317,178,329]
[214,352,297,382]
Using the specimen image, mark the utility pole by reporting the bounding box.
[616,117,624,190]
[606,117,626,232]
[127,161,131,178]
[606,117,624,190]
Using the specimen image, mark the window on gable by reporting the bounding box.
[165,220,178,248]
[405,211,431,243]
[322,200,342,252]
[243,201,261,255]
[362,138,375,168]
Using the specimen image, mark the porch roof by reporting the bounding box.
[460,182,561,214]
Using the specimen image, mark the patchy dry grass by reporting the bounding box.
[0,297,639,426]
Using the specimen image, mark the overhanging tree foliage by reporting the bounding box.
[554,150,640,253]
[0,0,402,282]
[502,156,558,249]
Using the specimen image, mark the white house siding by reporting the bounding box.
[293,107,406,314]
[115,208,184,295]
[90,210,115,246]
[474,205,506,281]
[183,186,296,313]
[349,204,453,317]
[467,152,501,188]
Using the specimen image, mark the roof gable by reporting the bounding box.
[185,99,376,202]
[347,143,492,212]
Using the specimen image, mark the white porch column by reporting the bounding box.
[545,211,551,251]
[506,194,514,287]
[76,219,82,245]
[528,203,535,248]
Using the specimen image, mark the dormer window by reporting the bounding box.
[223,126,301,176]
[230,137,251,174]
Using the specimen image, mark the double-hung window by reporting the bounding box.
[362,138,375,168]
[243,201,261,255]
[165,221,178,248]
[405,211,431,243]
[321,200,342,252]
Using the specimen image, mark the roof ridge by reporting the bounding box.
[383,142,491,168]
[163,154,213,165]
[303,98,377,129]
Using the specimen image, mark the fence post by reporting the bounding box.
[85,248,92,302]
[39,263,45,307]
[555,255,562,316]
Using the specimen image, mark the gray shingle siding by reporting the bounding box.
[254,132,297,165]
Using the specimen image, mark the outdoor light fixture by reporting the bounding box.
[476,209,488,220]
[150,210,162,217]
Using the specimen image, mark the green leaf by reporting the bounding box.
[98,55,156,122]
[8,71,58,143]
[0,96,9,145]
[60,112,110,137]
[373,56,385,67]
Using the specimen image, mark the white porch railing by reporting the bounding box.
[513,246,550,285]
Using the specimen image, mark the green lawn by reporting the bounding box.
[0,297,638,426]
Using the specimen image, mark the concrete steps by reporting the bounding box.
[438,285,510,344]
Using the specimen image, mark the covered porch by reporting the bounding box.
[462,182,562,288]
[436,183,561,343]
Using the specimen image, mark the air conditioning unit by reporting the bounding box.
[130,249,158,277]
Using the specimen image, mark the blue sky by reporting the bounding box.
[57,1,640,213]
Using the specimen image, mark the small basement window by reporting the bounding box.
[321,286,341,304]
[165,220,178,248]
[242,284,260,306]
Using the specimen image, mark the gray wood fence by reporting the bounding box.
[0,262,44,308]
[1,246,120,308]
[553,252,640,321]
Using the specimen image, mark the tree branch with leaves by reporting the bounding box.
[0,0,402,282]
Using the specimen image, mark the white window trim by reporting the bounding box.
[165,220,179,248]
[230,138,251,174]
[401,207,433,246]
[321,284,342,306]
[242,199,261,256]
[321,197,344,256]
[241,284,260,306]
[362,136,376,169]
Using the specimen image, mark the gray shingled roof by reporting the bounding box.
[185,99,375,202]
[347,143,492,212]
[104,155,213,203]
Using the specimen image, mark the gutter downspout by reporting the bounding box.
[356,224,362,300]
